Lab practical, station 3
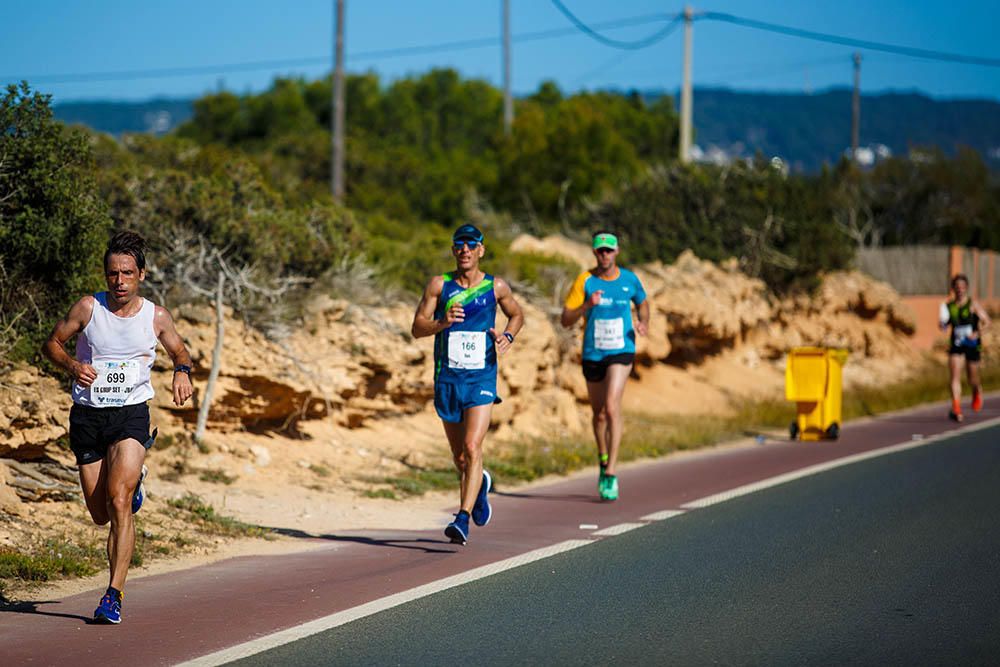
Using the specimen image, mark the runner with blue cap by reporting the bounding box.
[411,224,524,544]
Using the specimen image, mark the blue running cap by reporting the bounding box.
[453,224,484,243]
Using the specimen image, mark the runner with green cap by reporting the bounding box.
[561,230,649,501]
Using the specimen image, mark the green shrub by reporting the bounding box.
[0,83,111,362]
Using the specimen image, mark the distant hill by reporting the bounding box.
[54,98,193,136]
[686,88,1000,172]
[54,88,1000,172]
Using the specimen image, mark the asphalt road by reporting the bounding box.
[233,424,1000,666]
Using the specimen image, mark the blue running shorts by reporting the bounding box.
[434,381,502,423]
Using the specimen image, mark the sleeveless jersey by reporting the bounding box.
[72,292,157,408]
[945,299,981,349]
[433,273,497,385]
[564,268,647,361]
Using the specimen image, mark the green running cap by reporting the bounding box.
[593,233,618,250]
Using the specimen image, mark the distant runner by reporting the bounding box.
[561,231,649,501]
[411,224,524,545]
[939,273,991,421]
[42,231,193,624]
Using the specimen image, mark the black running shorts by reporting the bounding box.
[949,345,982,362]
[69,402,152,466]
[581,353,635,383]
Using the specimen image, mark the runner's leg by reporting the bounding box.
[443,420,469,506]
[602,363,632,476]
[456,404,491,514]
[967,359,982,399]
[79,459,110,525]
[948,354,964,403]
[104,439,146,591]
[586,377,610,466]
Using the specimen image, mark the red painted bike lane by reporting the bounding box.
[2,397,996,665]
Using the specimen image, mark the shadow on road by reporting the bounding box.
[0,598,91,623]
[264,526,456,554]
[493,490,603,504]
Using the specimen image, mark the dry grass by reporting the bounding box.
[385,359,1000,492]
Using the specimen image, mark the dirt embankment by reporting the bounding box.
[0,237,952,570]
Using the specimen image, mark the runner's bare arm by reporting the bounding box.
[491,277,524,355]
[411,275,462,338]
[41,296,98,387]
[154,306,194,406]
[635,299,650,337]
[973,301,991,331]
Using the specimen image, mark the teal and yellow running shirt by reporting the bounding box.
[565,268,646,361]
[434,273,498,384]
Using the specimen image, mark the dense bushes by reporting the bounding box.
[0,83,111,361]
[5,70,1000,361]
[92,134,358,280]
[0,87,359,363]
[173,69,1000,294]
[178,70,679,224]
[585,160,855,291]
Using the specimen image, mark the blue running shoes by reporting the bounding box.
[131,464,147,515]
[445,511,470,545]
[93,591,122,624]
[471,470,492,527]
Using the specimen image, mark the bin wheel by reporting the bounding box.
[789,422,799,440]
[825,423,840,440]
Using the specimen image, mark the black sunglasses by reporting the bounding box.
[453,240,481,250]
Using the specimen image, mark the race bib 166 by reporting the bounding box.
[448,331,487,369]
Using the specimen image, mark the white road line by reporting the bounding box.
[592,522,646,536]
[579,523,599,530]
[640,509,686,522]
[681,416,1000,510]
[180,415,1000,666]
[177,539,595,667]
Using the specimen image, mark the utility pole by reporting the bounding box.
[332,0,346,201]
[851,52,861,163]
[502,0,513,135]
[679,5,693,164]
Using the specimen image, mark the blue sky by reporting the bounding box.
[3,0,998,102]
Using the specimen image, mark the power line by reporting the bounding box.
[2,14,679,85]
[700,12,1000,68]
[549,1,683,50]
[8,8,998,87]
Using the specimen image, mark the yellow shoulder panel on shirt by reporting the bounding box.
[564,271,590,309]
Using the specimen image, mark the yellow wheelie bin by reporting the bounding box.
[785,347,848,441]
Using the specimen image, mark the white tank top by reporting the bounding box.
[72,292,157,408]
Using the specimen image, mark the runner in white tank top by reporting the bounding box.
[72,291,158,407]
[42,231,193,624]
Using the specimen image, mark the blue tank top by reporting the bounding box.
[433,273,497,385]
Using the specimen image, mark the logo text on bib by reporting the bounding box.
[448,331,487,370]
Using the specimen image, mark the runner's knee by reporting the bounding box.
[107,487,132,517]
[462,440,483,460]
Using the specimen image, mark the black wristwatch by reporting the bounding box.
[502,332,515,344]
[174,364,192,375]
